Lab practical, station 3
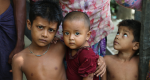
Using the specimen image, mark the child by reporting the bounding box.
[62,11,99,80]
[28,0,107,77]
[12,1,105,80]
[12,1,67,80]
[101,20,141,80]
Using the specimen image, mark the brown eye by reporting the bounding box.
[75,32,80,35]
[37,26,43,29]
[65,32,69,35]
[49,28,54,32]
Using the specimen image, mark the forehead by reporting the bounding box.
[63,20,88,30]
[33,16,58,28]
[118,26,133,33]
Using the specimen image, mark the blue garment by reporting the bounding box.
[0,4,17,80]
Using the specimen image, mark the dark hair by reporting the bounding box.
[118,19,141,54]
[62,11,90,30]
[29,0,63,29]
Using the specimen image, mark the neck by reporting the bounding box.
[29,43,50,55]
[71,41,89,56]
[81,41,89,47]
[117,51,135,62]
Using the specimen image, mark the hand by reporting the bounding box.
[10,70,12,72]
[94,56,106,77]
[8,43,24,65]
[9,53,18,72]
[51,36,60,44]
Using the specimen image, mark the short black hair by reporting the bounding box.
[29,0,63,29]
[62,11,90,30]
[118,19,141,42]
[118,19,141,54]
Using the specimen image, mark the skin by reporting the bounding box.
[63,19,99,80]
[12,16,67,80]
[101,26,139,80]
[29,0,106,77]
[63,20,91,50]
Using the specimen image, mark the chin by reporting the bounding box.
[69,47,76,49]
[38,43,49,47]
[114,46,119,50]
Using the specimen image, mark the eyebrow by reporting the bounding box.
[123,29,130,34]
[37,24,57,30]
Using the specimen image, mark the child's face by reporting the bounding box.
[27,16,58,47]
[113,26,135,51]
[63,20,91,49]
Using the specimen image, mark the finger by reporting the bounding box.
[96,61,105,71]
[97,56,103,66]
[54,41,57,44]
[95,63,106,76]
[94,67,100,75]
[100,69,106,77]
[98,68,106,77]
[99,61,106,70]
[95,67,105,77]
[54,37,59,41]
[8,59,11,64]
[8,58,12,65]
[10,70,12,72]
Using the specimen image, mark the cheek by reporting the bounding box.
[63,37,68,43]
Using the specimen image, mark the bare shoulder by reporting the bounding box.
[104,55,115,61]
[132,55,139,63]
[50,40,66,55]
[103,55,117,66]
[12,48,28,68]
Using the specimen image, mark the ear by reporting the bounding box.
[86,31,91,41]
[133,42,139,51]
[27,19,32,30]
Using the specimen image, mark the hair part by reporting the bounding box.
[29,0,63,29]
[118,19,141,55]
[62,11,90,31]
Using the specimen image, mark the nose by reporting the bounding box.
[115,34,120,39]
[69,34,74,40]
[42,30,48,38]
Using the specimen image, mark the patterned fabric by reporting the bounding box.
[56,0,114,46]
[0,4,17,80]
[92,38,106,56]
[115,0,142,11]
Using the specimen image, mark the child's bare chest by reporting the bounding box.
[21,53,66,80]
[107,61,139,80]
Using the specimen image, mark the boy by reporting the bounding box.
[12,1,105,80]
[12,1,67,80]
[101,20,141,80]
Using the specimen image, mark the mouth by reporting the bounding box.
[69,42,75,45]
[114,41,119,45]
[39,39,47,43]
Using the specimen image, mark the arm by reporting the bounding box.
[101,56,108,80]
[83,73,94,80]
[8,0,26,64]
[94,56,106,77]
[12,55,23,80]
